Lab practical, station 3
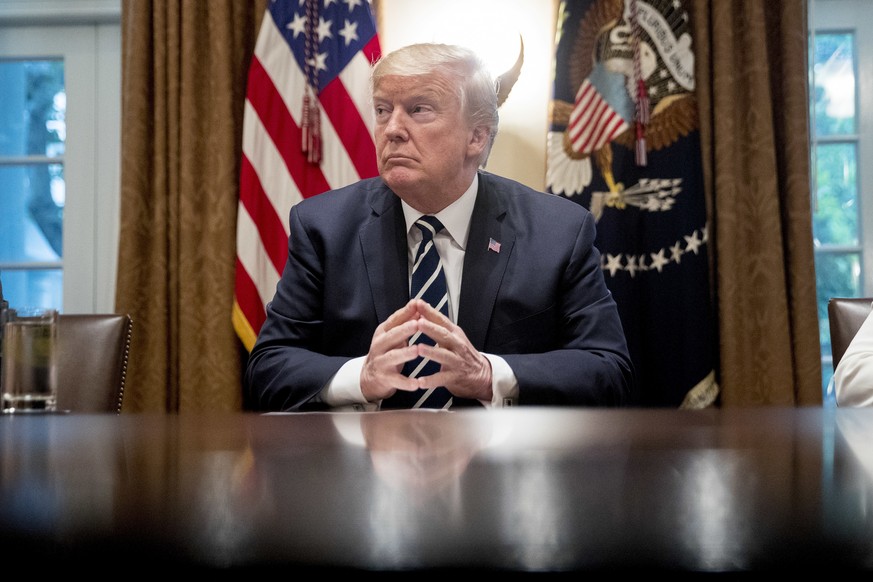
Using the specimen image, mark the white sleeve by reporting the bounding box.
[320,353,520,409]
[482,353,519,407]
[318,356,379,411]
[835,303,873,407]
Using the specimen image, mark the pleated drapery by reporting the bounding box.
[116,0,268,411]
[692,0,821,405]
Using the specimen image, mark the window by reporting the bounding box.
[810,0,873,403]
[0,2,120,314]
[0,58,65,309]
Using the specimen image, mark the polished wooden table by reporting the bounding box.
[2,406,873,574]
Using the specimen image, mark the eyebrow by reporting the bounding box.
[373,85,445,104]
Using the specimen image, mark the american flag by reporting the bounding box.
[568,79,629,157]
[233,0,382,351]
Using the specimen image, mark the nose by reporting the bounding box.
[383,110,408,141]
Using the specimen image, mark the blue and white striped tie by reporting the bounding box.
[383,215,453,409]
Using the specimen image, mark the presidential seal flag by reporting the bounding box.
[234,0,382,351]
[547,0,718,407]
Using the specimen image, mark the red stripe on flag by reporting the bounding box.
[239,155,288,275]
[586,102,618,151]
[245,56,331,198]
[320,78,378,179]
[579,98,610,152]
[234,257,267,347]
[361,35,381,66]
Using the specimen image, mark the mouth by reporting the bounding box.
[383,154,416,167]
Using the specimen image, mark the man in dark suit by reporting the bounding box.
[245,43,633,411]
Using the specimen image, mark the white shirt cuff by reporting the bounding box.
[320,354,518,410]
[320,356,378,411]
[483,353,519,407]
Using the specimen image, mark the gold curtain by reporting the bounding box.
[116,0,267,411]
[693,0,822,406]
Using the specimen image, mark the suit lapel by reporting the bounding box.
[458,174,514,349]
[360,184,409,323]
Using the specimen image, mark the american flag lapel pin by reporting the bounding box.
[488,238,501,253]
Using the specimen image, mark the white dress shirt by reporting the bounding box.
[835,301,873,407]
[321,174,519,410]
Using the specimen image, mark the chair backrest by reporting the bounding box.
[828,297,873,372]
[56,314,132,413]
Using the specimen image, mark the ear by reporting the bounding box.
[467,125,489,157]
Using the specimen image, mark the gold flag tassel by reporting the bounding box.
[635,78,649,167]
[301,0,322,165]
[301,90,311,155]
[630,0,648,167]
[302,87,321,165]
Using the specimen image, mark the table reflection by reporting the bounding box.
[833,408,873,543]
[4,408,873,573]
[0,415,123,536]
[329,410,493,568]
[836,409,873,481]
[335,410,493,495]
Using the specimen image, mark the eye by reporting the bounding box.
[411,104,434,115]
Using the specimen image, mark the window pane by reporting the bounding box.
[0,269,62,311]
[813,142,858,246]
[0,56,65,312]
[813,32,855,136]
[823,369,835,407]
[0,60,65,158]
[0,164,64,262]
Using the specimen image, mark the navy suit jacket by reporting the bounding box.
[245,171,634,411]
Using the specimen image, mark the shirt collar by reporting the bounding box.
[401,173,478,250]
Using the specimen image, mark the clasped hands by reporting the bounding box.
[360,298,493,403]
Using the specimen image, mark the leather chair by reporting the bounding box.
[828,297,873,372]
[56,314,133,413]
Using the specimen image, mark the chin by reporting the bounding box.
[381,169,417,193]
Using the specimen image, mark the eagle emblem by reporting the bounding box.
[547,0,698,221]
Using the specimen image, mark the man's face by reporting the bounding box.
[372,73,483,211]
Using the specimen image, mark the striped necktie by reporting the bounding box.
[383,215,453,409]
